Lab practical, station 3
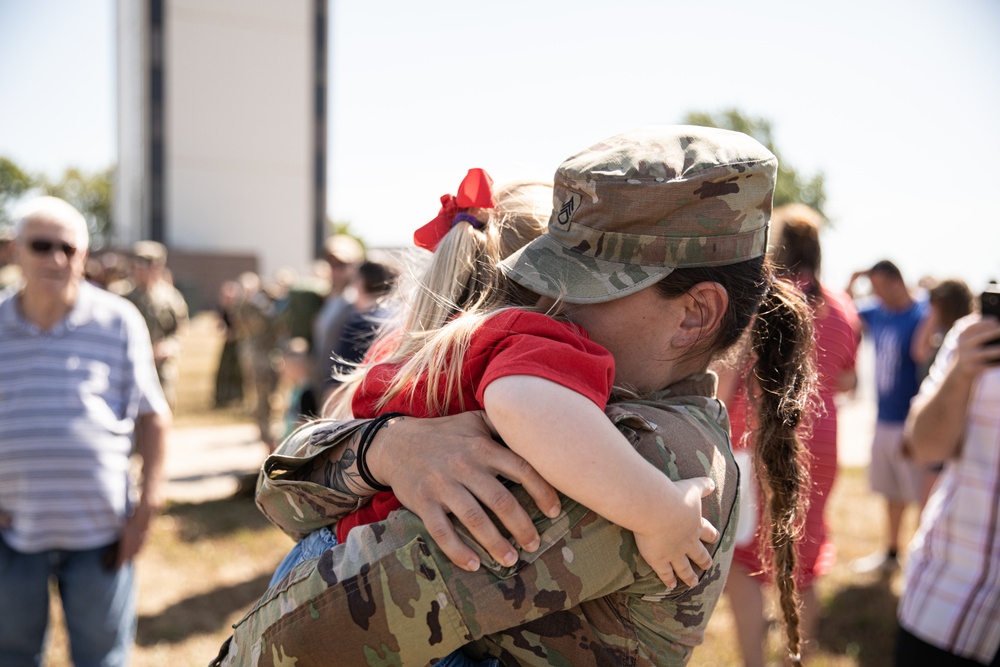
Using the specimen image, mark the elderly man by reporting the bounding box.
[0,197,171,666]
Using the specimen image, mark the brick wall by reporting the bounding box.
[167,251,258,313]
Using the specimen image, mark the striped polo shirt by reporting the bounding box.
[0,281,169,553]
[898,315,1000,664]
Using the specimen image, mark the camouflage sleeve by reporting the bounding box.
[217,481,640,667]
[215,392,737,667]
[254,418,372,540]
[172,287,190,332]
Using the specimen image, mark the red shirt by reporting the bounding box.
[336,309,615,542]
[729,285,860,583]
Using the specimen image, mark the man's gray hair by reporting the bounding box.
[12,196,90,250]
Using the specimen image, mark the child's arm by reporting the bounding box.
[484,375,719,589]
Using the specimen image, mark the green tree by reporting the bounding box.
[39,166,115,247]
[684,109,827,218]
[0,156,35,227]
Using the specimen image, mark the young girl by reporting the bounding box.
[324,172,718,589]
[271,170,715,589]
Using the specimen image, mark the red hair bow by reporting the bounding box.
[413,168,495,251]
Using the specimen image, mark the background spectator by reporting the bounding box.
[213,279,245,408]
[278,336,318,439]
[123,240,190,411]
[895,308,1000,666]
[846,260,928,575]
[912,277,975,380]
[324,259,399,402]
[0,196,170,666]
[311,234,364,400]
[236,271,290,451]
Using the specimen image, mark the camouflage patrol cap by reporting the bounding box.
[499,125,777,304]
[133,240,168,266]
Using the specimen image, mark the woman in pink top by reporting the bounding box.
[720,204,861,666]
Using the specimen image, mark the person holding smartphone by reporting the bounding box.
[895,288,1000,666]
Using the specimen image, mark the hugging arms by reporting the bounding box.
[217,380,738,667]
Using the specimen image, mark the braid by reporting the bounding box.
[657,257,816,664]
[749,272,815,666]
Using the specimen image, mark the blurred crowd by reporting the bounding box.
[1,195,996,667]
[205,235,400,451]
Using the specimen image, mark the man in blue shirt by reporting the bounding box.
[847,260,928,574]
[0,197,170,666]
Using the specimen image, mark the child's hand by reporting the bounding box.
[633,476,719,590]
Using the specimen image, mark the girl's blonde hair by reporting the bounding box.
[325,180,552,418]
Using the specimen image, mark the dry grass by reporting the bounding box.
[41,312,913,666]
[172,312,259,429]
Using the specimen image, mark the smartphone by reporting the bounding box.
[983,285,1000,317]
[981,284,1000,349]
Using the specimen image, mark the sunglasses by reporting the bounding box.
[27,238,78,258]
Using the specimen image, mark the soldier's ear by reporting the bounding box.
[670,282,728,348]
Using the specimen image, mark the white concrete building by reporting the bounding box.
[116,0,327,306]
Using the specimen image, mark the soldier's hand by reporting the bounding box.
[368,411,561,572]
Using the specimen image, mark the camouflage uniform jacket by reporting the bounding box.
[215,372,739,667]
[124,281,189,350]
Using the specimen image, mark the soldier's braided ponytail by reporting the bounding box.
[748,273,815,666]
[656,257,815,666]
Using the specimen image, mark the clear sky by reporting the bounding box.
[1,0,998,292]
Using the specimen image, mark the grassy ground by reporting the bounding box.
[171,313,258,429]
[42,313,912,666]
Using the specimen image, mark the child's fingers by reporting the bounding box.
[654,567,677,591]
[671,559,699,589]
[689,542,713,572]
[699,518,720,544]
[675,475,716,500]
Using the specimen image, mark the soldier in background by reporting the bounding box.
[123,241,190,411]
[213,279,245,409]
[236,271,290,451]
